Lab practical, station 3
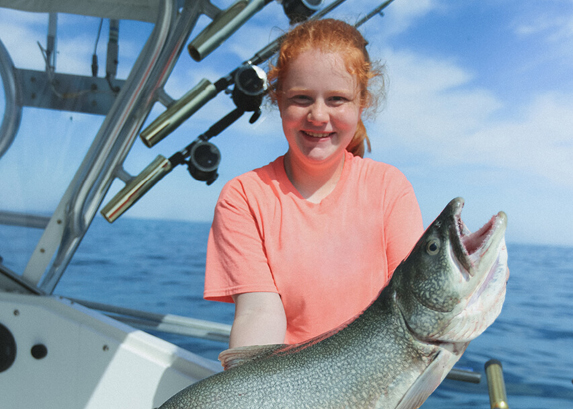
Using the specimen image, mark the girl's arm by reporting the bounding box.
[229,292,287,348]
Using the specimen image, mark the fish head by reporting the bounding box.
[394,197,509,343]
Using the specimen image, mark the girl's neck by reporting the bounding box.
[284,151,346,203]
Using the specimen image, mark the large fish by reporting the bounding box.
[160,197,509,409]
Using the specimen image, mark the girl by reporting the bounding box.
[204,19,423,348]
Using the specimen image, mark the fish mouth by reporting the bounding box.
[450,198,507,278]
[429,198,509,342]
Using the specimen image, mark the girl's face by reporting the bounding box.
[278,50,362,169]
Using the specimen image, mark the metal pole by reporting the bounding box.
[485,359,509,409]
[47,13,57,72]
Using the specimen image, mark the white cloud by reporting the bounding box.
[370,47,573,190]
[461,93,573,187]
[513,4,573,42]
[511,0,573,66]
[358,0,441,38]
[0,8,151,78]
[0,10,46,70]
[373,48,501,145]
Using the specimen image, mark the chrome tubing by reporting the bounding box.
[0,211,50,229]
[22,0,208,293]
[485,359,509,409]
[140,78,218,147]
[70,297,232,343]
[100,155,173,223]
[445,367,481,384]
[188,0,272,62]
[0,38,22,161]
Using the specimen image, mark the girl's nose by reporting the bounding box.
[307,101,328,124]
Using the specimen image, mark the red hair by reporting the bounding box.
[267,19,383,157]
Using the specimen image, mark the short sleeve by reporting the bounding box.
[204,179,279,303]
[382,172,424,274]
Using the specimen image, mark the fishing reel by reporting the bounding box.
[173,139,221,186]
[231,62,268,123]
[280,0,324,24]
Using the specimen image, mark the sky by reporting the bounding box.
[0,0,572,247]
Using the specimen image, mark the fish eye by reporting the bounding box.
[426,239,440,255]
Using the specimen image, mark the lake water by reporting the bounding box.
[1,217,572,408]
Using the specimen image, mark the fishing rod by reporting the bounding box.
[101,0,396,223]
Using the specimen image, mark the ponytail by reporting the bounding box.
[346,119,371,158]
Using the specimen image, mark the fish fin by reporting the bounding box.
[218,344,286,370]
[390,342,469,409]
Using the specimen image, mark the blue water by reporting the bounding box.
[1,218,572,408]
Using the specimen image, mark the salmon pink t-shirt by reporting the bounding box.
[204,151,423,344]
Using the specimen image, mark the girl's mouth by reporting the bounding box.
[301,130,334,139]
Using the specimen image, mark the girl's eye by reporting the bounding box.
[328,96,350,105]
[289,95,311,104]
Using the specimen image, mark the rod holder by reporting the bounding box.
[446,367,481,384]
[101,156,173,223]
[188,0,270,62]
[485,359,509,409]
[140,79,218,147]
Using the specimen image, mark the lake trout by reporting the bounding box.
[159,197,509,409]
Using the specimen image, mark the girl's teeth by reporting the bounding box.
[304,131,330,138]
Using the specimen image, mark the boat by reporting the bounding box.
[0,1,509,407]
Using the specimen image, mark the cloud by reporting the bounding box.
[0,8,151,78]
[369,47,573,189]
[372,48,501,146]
[387,0,441,32]
[511,0,573,67]
[462,92,573,187]
[513,3,573,42]
[0,10,46,70]
[357,0,441,38]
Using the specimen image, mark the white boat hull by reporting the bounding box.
[0,293,221,409]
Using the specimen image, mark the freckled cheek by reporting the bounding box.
[332,109,361,132]
[280,107,307,127]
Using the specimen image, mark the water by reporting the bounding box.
[1,218,572,408]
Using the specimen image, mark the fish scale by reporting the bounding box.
[159,197,508,409]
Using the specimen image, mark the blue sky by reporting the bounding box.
[0,0,572,247]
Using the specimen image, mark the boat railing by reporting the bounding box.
[20,0,178,294]
[70,297,232,343]
[0,34,21,161]
[1,0,270,294]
